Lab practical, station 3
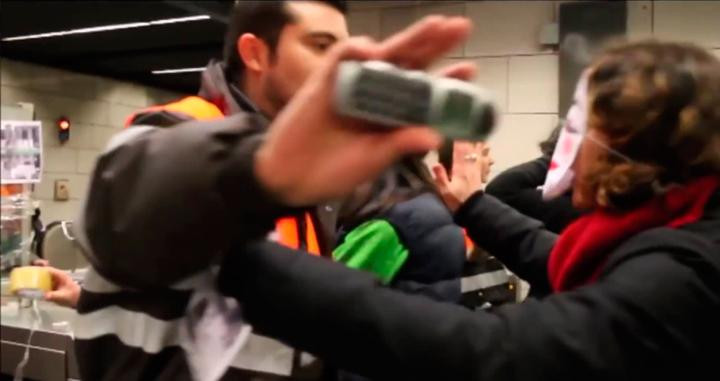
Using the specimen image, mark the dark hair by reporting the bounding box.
[586,40,720,209]
[223,0,347,82]
[337,156,444,229]
[539,123,563,158]
[438,138,454,174]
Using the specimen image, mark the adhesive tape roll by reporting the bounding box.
[10,266,52,299]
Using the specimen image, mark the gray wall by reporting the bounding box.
[347,0,720,175]
[1,0,719,222]
[1,58,182,222]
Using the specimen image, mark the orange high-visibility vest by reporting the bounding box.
[125,96,322,255]
[463,228,475,256]
[124,96,225,128]
[275,214,321,255]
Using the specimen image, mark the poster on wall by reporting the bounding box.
[1,120,43,184]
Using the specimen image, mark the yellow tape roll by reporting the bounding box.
[9,266,52,299]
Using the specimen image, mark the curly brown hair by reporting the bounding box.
[585,40,720,209]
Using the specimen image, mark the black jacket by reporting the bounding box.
[383,193,466,302]
[338,164,466,303]
[485,156,581,233]
[74,61,330,380]
[219,190,720,381]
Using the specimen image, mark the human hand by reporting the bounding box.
[432,141,486,212]
[32,260,79,308]
[256,16,474,206]
[32,259,50,267]
[477,142,494,184]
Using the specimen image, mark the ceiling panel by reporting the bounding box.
[0,1,191,36]
[1,0,232,93]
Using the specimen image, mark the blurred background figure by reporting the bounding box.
[432,140,519,309]
[486,124,583,234]
[336,155,467,304]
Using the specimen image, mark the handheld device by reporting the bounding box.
[335,60,497,141]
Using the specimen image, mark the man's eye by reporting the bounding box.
[313,42,332,51]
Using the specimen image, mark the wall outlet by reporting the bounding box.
[54,179,70,201]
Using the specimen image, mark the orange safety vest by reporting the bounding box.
[463,229,475,253]
[126,96,322,256]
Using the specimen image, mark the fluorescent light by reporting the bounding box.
[2,15,211,42]
[2,22,150,41]
[151,67,205,75]
[149,15,211,25]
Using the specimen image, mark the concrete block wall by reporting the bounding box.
[1,1,718,222]
[348,0,720,176]
[1,58,182,222]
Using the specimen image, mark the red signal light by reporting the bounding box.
[58,117,70,130]
[57,116,70,143]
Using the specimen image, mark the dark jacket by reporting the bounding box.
[74,61,330,380]
[337,164,466,303]
[219,190,720,381]
[384,193,466,302]
[485,156,581,233]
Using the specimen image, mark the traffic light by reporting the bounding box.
[57,116,70,144]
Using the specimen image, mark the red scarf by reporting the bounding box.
[548,176,719,292]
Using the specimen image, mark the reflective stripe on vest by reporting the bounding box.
[124,96,322,256]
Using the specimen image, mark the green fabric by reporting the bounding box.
[333,220,409,284]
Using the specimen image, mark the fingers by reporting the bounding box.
[432,164,451,188]
[32,259,49,267]
[333,36,378,61]
[452,141,475,167]
[45,288,79,308]
[43,267,80,308]
[320,36,379,82]
[45,290,69,302]
[45,266,73,287]
[379,16,472,69]
[434,61,477,81]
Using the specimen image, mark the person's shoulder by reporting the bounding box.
[598,226,720,326]
[385,192,455,230]
[498,156,549,177]
[383,192,466,264]
[486,156,549,195]
[607,226,720,276]
[129,106,265,131]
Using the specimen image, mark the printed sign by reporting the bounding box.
[1,120,43,184]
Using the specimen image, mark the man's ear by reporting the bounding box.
[237,33,271,73]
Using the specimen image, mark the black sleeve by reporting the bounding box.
[485,158,549,198]
[391,278,461,303]
[220,240,719,381]
[455,192,557,294]
[502,190,581,234]
[76,113,289,289]
[486,157,581,233]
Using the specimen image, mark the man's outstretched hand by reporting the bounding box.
[256,16,474,206]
